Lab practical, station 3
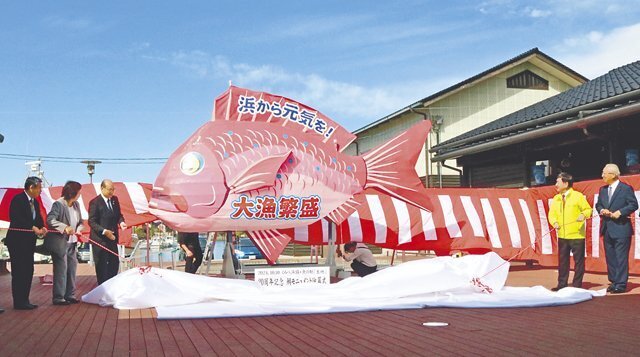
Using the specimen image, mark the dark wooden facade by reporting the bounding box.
[457,112,640,188]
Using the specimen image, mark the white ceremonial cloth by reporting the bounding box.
[81,252,604,319]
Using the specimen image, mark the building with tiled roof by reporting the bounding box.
[431,61,640,187]
[346,48,587,187]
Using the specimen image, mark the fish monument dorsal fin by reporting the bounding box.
[227,150,293,194]
[211,86,357,152]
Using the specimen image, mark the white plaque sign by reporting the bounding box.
[254,266,330,287]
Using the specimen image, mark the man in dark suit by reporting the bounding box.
[595,164,638,294]
[5,177,48,310]
[88,179,126,285]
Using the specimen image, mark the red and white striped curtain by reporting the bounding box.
[4,176,640,273]
[0,182,155,246]
[287,175,640,274]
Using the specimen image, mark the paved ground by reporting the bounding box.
[0,260,639,356]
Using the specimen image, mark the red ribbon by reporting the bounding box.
[470,214,600,293]
[5,227,128,262]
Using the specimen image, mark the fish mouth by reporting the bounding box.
[191,185,216,207]
[151,186,189,213]
[151,185,219,214]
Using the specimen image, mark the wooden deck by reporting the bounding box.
[1,262,639,356]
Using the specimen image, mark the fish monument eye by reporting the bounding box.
[180,152,204,176]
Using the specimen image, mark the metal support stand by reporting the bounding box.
[201,232,215,275]
[221,231,238,278]
[145,224,150,266]
[326,220,338,276]
[89,244,94,266]
[118,244,126,272]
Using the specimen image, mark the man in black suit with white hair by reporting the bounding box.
[88,179,127,285]
[595,163,639,294]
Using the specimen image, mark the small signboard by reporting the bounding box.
[254,266,330,287]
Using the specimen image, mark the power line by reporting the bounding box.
[0,152,167,164]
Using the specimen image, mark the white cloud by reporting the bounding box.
[477,0,635,19]
[605,3,623,14]
[43,15,95,31]
[544,0,630,16]
[477,0,515,14]
[525,7,552,18]
[155,50,451,129]
[267,14,372,39]
[262,12,468,51]
[556,23,640,78]
[129,42,151,52]
[561,31,604,47]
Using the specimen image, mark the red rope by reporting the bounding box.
[471,213,602,293]
[5,227,129,262]
[6,227,158,275]
[470,277,494,294]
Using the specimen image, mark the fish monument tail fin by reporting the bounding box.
[362,120,435,212]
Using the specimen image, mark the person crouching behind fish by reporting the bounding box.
[337,242,377,277]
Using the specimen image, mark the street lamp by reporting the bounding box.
[81,160,102,183]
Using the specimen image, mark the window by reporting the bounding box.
[507,70,549,90]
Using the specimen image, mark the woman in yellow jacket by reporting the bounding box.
[548,172,592,290]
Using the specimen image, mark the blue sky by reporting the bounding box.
[1,0,639,187]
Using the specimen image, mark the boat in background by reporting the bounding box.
[138,236,162,250]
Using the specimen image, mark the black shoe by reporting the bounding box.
[14,304,37,310]
[611,288,626,294]
[66,297,80,304]
[53,300,71,306]
[551,286,566,292]
[606,285,615,292]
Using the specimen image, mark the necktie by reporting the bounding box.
[107,199,113,211]
[29,198,35,220]
[608,186,613,201]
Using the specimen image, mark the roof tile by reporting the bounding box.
[434,60,640,156]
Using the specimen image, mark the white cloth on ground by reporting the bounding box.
[81,252,604,319]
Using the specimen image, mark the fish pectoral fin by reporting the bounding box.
[246,229,292,265]
[327,194,363,224]
[228,150,292,193]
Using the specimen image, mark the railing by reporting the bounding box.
[157,247,181,270]
[123,240,143,270]
[124,240,181,270]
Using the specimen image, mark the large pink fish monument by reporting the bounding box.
[150,86,434,263]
